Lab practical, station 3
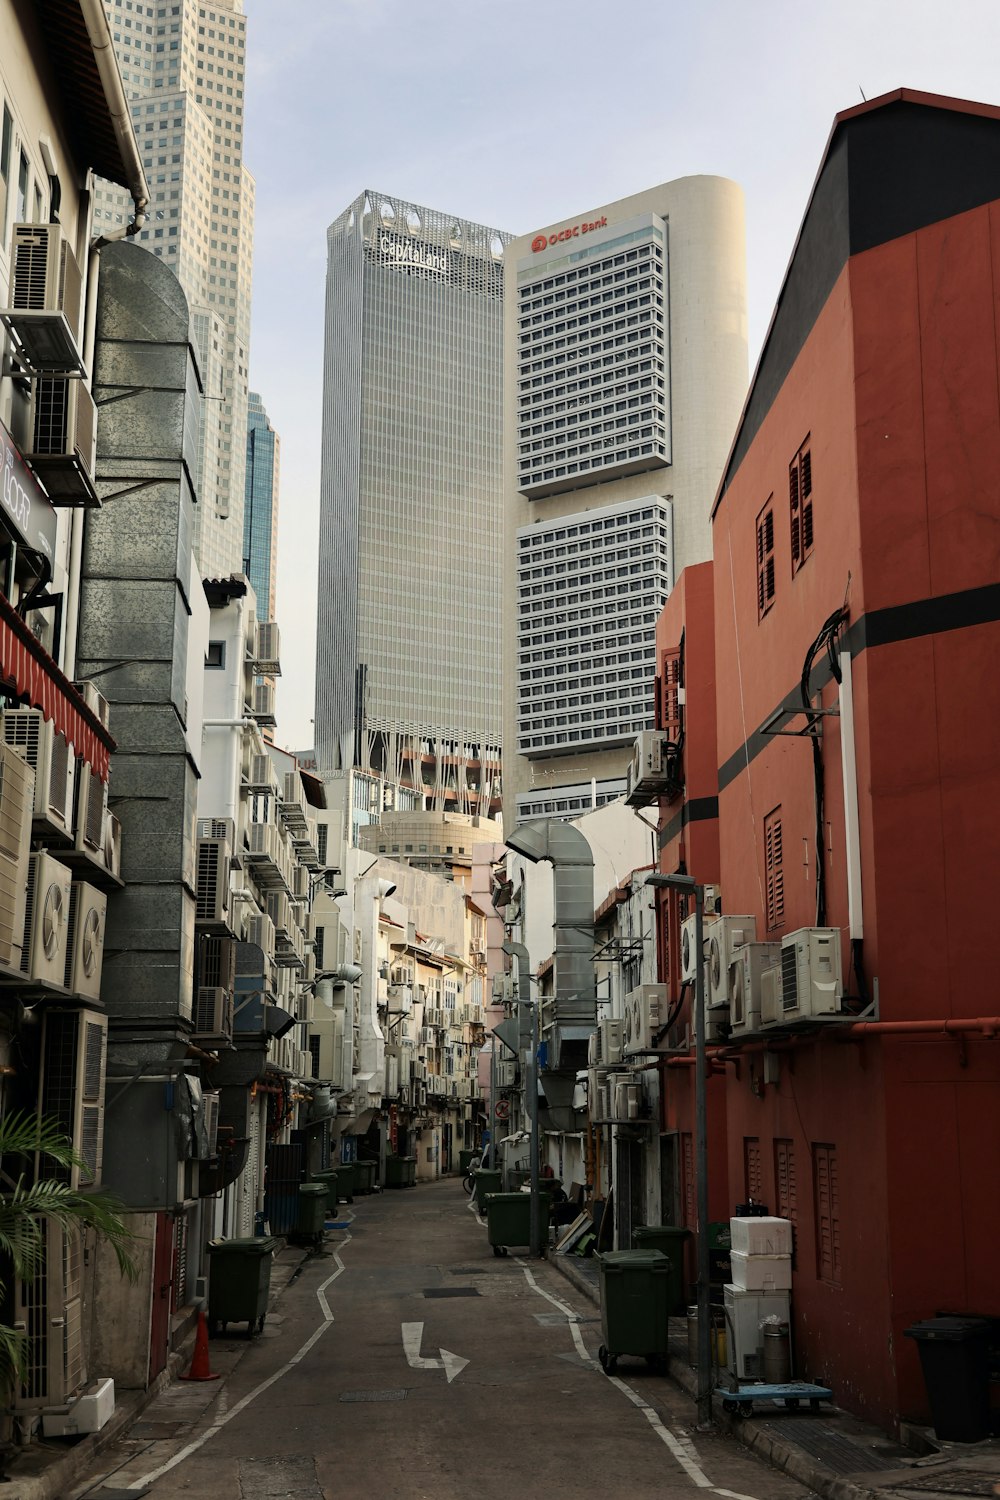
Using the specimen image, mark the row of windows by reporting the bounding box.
[518,718,648,754]
[517,509,662,550]
[519,330,663,383]
[756,440,814,620]
[521,441,668,490]
[518,244,661,304]
[518,292,660,351]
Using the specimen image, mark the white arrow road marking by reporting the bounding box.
[401,1321,469,1383]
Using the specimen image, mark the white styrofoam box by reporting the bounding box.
[42,1377,115,1437]
[729,1215,793,1257]
[723,1285,792,1378]
[730,1249,793,1292]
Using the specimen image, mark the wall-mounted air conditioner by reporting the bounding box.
[596,1017,623,1065]
[103,812,122,881]
[195,822,233,926]
[202,1091,220,1157]
[248,821,280,865]
[779,928,844,1021]
[1,708,76,838]
[491,973,514,1004]
[2,223,85,373]
[192,933,236,1045]
[707,915,758,1009]
[20,851,72,986]
[251,682,276,726]
[625,730,676,806]
[0,743,34,974]
[680,912,710,984]
[623,984,666,1055]
[64,881,107,1003]
[254,621,281,673]
[38,1007,107,1189]
[245,910,276,956]
[613,1076,641,1122]
[74,764,107,857]
[292,863,309,899]
[730,942,781,1037]
[266,889,291,936]
[74,680,111,729]
[25,376,98,504]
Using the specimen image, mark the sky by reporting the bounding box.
[240,0,1000,754]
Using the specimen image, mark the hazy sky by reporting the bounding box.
[241,0,1000,753]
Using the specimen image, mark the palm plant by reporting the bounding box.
[0,1110,138,1395]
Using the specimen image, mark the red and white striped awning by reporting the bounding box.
[0,594,115,782]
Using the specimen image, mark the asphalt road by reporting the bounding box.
[70,1179,813,1500]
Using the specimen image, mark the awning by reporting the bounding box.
[0,593,115,782]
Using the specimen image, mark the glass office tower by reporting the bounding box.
[315,192,509,817]
[243,391,279,619]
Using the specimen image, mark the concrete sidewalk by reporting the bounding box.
[0,1240,313,1500]
[552,1250,1000,1500]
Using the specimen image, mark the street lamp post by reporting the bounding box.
[502,939,542,1258]
[646,872,712,1430]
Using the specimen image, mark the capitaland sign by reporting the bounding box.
[377,232,449,274]
[531,216,608,253]
[0,421,57,564]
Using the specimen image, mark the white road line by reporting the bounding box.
[124,1221,354,1492]
[516,1261,761,1500]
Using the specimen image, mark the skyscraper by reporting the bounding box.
[502,177,748,823]
[243,391,280,620]
[96,0,254,581]
[315,192,509,817]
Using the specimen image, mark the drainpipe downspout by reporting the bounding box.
[78,0,150,236]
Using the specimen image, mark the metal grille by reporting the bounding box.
[18,1254,48,1401]
[41,1010,80,1185]
[32,377,70,454]
[12,231,50,310]
[172,1213,188,1314]
[195,839,224,920]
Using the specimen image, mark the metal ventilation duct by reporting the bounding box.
[506,819,596,1075]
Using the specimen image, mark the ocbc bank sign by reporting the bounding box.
[531,216,608,253]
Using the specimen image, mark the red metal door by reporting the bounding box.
[148,1211,174,1385]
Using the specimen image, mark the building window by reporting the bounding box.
[0,106,12,231]
[764,806,784,931]
[756,500,775,619]
[743,1136,763,1204]
[205,640,225,668]
[813,1142,841,1284]
[790,440,813,574]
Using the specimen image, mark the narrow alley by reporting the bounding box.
[68,1181,812,1500]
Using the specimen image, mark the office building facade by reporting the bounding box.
[502,178,748,823]
[96,0,254,580]
[243,390,280,620]
[315,192,509,817]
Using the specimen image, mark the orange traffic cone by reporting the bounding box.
[179,1309,221,1381]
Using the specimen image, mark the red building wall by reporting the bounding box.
[709,189,1000,1428]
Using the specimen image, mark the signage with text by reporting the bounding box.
[0,420,57,564]
[531,216,608,252]
[377,232,449,275]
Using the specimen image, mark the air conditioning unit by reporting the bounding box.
[103,813,122,881]
[202,1091,220,1157]
[613,1076,641,1122]
[74,764,107,857]
[292,863,309,899]
[25,376,98,505]
[2,223,84,373]
[248,753,274,791]
[680,912,711,984]
[1,709,76,839]
[192,933,236,1045]
[74,680,111,730]
[625,730,676,806]
[491,972,514,1004]
[191,987,233,1047]
[596,1017,623,1065]
[779,928,844,1021]
[64,881,107,1003]
[0,742,34,973]
[730,942,781,1037]
[38,1007,107,1189]
[266,889,291,936]
[255,621,281,673]
[251,681,276,726]
[246,910,276,956]
[195,826,232,926]
[20,851,73,986]
[623,984,666,1055]
[707,915,758,1009]
[12,1222,88,1411]
[248,821,280,863]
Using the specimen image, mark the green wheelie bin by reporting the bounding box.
[353,1160,377,1195]
[472,1167,502,1215]
[597,1248,671,1375]
[485,1191,550,1257]
[311,1169,340,1214]
[632,1224,691,1315]
[333,1162,356,1202]
[207,1236,279,1337]
[294,1183,328,1246]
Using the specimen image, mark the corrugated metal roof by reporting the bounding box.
[35,0,134,188]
